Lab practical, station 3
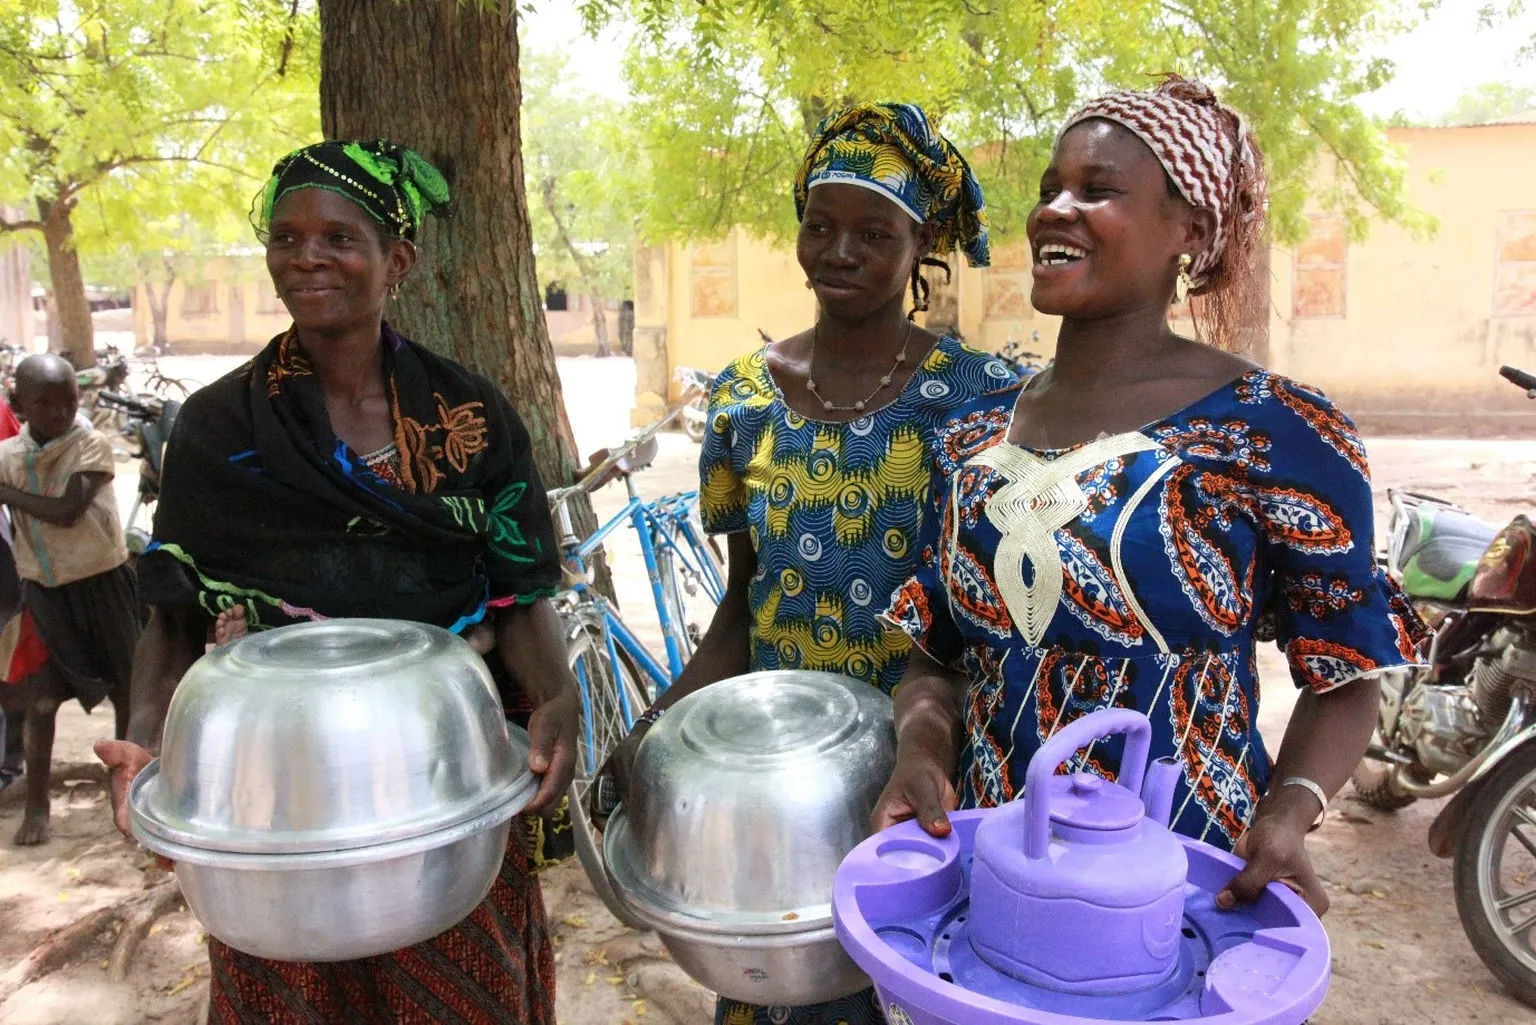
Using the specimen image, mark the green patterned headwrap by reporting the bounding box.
[253,140,450,242]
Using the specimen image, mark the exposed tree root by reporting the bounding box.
[108,879,186,982]
[0,761,107,808]
[0,877,182,1006]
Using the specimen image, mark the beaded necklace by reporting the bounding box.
[804,319,914,413]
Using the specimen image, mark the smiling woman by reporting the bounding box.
[592,102,1019,1025]
[95,140,581,1025]
[873,76,1427,931]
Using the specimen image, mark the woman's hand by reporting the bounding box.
[1217,788,1328,915]
[524,687,579,814]
[589,723,650,830]
[94,739,155,838]
[870,747,957,838]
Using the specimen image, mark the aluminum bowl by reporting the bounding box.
[604,669,894,1004]
[130,619,539,961]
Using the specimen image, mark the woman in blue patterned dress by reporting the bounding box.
[872,77,1425,920]
[597,104,1017,1025]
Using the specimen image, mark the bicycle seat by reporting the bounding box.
[614,437,658,475]
[1397,502,1498,602]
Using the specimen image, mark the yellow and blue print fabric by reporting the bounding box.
[699,336,1018,694]
[794,102,991,267]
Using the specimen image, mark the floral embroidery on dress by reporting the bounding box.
[388,382,490,494]
[265,331,314,397]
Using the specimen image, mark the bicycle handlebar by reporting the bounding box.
[547,406,685,509]
[98,391,157,418]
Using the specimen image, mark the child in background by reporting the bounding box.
[0,388,32,791]
[0,354,140,845]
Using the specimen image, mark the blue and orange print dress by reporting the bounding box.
[885,370,1425,850]
[699,335,1020,695]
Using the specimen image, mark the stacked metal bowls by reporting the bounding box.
[604,670,895,1005]
[130,619,539,961]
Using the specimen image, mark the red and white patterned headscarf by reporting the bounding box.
[1061,76,1266,320]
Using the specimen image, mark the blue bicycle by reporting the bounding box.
[546,410,726,922]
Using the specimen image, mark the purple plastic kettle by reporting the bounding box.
[967,709,1188,996]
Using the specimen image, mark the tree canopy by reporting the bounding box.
[1434,81,1536,125]
[521,48,636,353]
[579,0,1434,248]
[0,0,319,361]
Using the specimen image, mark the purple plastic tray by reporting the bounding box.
[833,811,1329,1025]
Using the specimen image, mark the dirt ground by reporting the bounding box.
[1,355,1535,1024]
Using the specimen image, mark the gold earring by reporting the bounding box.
[1174,254,1193,304]
[804,280,814,289]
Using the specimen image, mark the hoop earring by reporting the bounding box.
[1174,254,1193,304]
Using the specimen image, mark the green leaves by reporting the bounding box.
[590,0,1435,246]
[521,48,635,299]
[0,0,320,255]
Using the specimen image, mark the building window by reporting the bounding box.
[690,236,738,319]
[1293,215,1347,318]
[1494,211,1536,318]
[181,282,219,317]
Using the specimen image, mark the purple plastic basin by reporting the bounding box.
[832,811,1330,1025]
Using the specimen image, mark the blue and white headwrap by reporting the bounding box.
[795,103,991,267]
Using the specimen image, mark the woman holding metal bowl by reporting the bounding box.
[95,140,579,1025]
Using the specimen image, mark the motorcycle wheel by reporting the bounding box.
[1454,742,1536,1007]
[1350,756,1418,810]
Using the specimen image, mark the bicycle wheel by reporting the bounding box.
[656,533,724,660]
[566,617,651,929]
[152,374,191,399]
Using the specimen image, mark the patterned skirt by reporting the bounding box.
[207,821,556,1025]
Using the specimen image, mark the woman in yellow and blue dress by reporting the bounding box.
[599,103,1018,1025]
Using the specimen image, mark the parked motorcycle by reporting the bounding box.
[1351,363,1536,1006]
[96,390,179,557]
[676,365,714,443]
[77,347,131,439]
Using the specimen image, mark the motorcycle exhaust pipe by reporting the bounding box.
[1390,692,1530,799]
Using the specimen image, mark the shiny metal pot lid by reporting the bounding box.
[605,670,895,934]
[131,619,537,855]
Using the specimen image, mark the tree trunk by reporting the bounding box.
[145,263,175,355]
[37,198,93,368]
[317,0,582,493]
[43,292,63,353]
[587,294,611,358]
[539,177,613,359]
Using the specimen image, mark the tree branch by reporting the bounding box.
[0,217,45,235]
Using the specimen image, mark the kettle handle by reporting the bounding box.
[1024,709,1153,860]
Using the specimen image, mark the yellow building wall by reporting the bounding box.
[1268,123,1536,420]
[636,122,1536,429]
[132,256,288,353]
[649,232,817,405]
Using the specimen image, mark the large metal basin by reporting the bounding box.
[604,669,894,1004]
[130,619,538,961]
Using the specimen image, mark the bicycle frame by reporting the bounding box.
[555,475,724,694]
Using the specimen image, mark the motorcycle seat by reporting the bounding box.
[1398,504,1498,602]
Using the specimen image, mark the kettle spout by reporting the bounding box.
[1141,757,1180,829]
